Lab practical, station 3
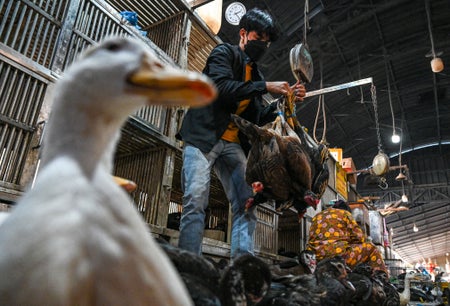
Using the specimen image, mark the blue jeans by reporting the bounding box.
[178,140,256,258]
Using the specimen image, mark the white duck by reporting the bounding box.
[0,36,216,306]
[399,272,423,306]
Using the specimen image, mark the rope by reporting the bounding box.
[384,54,397,137]
[312,59,327,144]
[425,0,436,58]
[303,0,309,45]
[285,92,298,130]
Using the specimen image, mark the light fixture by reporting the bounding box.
[384,54,401,144]
[395,125,410,198]
[425,0,444,73]
[413,223,419,232]
[431,57,444,73]
[401,193,408,203]
[400,178,408,202]
[395,171,407,181]
[192,0,223,35]
[391,133,400,144]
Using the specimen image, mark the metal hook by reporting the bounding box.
[378,177,389,190]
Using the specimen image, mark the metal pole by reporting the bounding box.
[305,77,373,98]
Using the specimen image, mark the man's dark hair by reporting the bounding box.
[239,8,279,42]
[332,200,352,212]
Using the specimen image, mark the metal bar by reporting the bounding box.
[16,5,30,52]
[15,73,31,123]
[348,164,409,175]
[304,77,373,98]
[27,78,46,125]
[0,0,13,36]
[39,17,54,65]
[91,5,100,41]
[50,0,81,74]
[26,8,42,60]
[0,114,34,132]
[3,0,20,44]
[0,46,56,82]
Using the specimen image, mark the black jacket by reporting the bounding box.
[177,43,277,154]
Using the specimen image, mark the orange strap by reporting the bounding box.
[221,64,252,143]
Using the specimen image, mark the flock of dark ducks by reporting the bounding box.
[158,242,409,306]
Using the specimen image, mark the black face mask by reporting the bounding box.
[244,40,268,62]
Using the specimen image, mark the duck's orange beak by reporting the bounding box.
[128,53,217,107]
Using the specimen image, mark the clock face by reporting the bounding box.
[225,2,246,25]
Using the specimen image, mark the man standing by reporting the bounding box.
[177,8,306,258]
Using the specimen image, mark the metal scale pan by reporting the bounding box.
[290,43,314,84]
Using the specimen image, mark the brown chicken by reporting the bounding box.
[231,114,319,219]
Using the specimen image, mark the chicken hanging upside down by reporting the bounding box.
[231,113,326,220]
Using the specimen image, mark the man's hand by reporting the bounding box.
[266,80,306,102]
[265,81,291,96]
[291,81,306,102]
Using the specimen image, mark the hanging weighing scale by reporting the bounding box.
[370,84,390,176]
[288,0,388,177]
[290,43,314,84]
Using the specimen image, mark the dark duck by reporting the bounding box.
[157,238,271,306]
[219,254,272,306]
[156,238,223,305]
[314,256,356,306]
[230,114,320,220]
[258,274,326,306]
[372,269,401,306]
[347,263,391,306]
[260,255,351,306]
[271,249,317,278]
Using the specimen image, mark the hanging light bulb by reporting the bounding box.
[391,133,400,143]
[401,194,408,203]
[431,57,444,73]
[384,56,402,145]
[426,0,445,73]
[400,179,408,202]
[413,223,419,232]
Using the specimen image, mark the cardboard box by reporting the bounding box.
[341,157,357,184]
[329,148,343,162]
[335,162,348,200]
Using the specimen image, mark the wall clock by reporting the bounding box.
[225,2,246,25]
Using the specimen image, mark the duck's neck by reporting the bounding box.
[402,276,411,301]
[40,97,125,179]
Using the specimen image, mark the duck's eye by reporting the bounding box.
[105,42,122,52]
